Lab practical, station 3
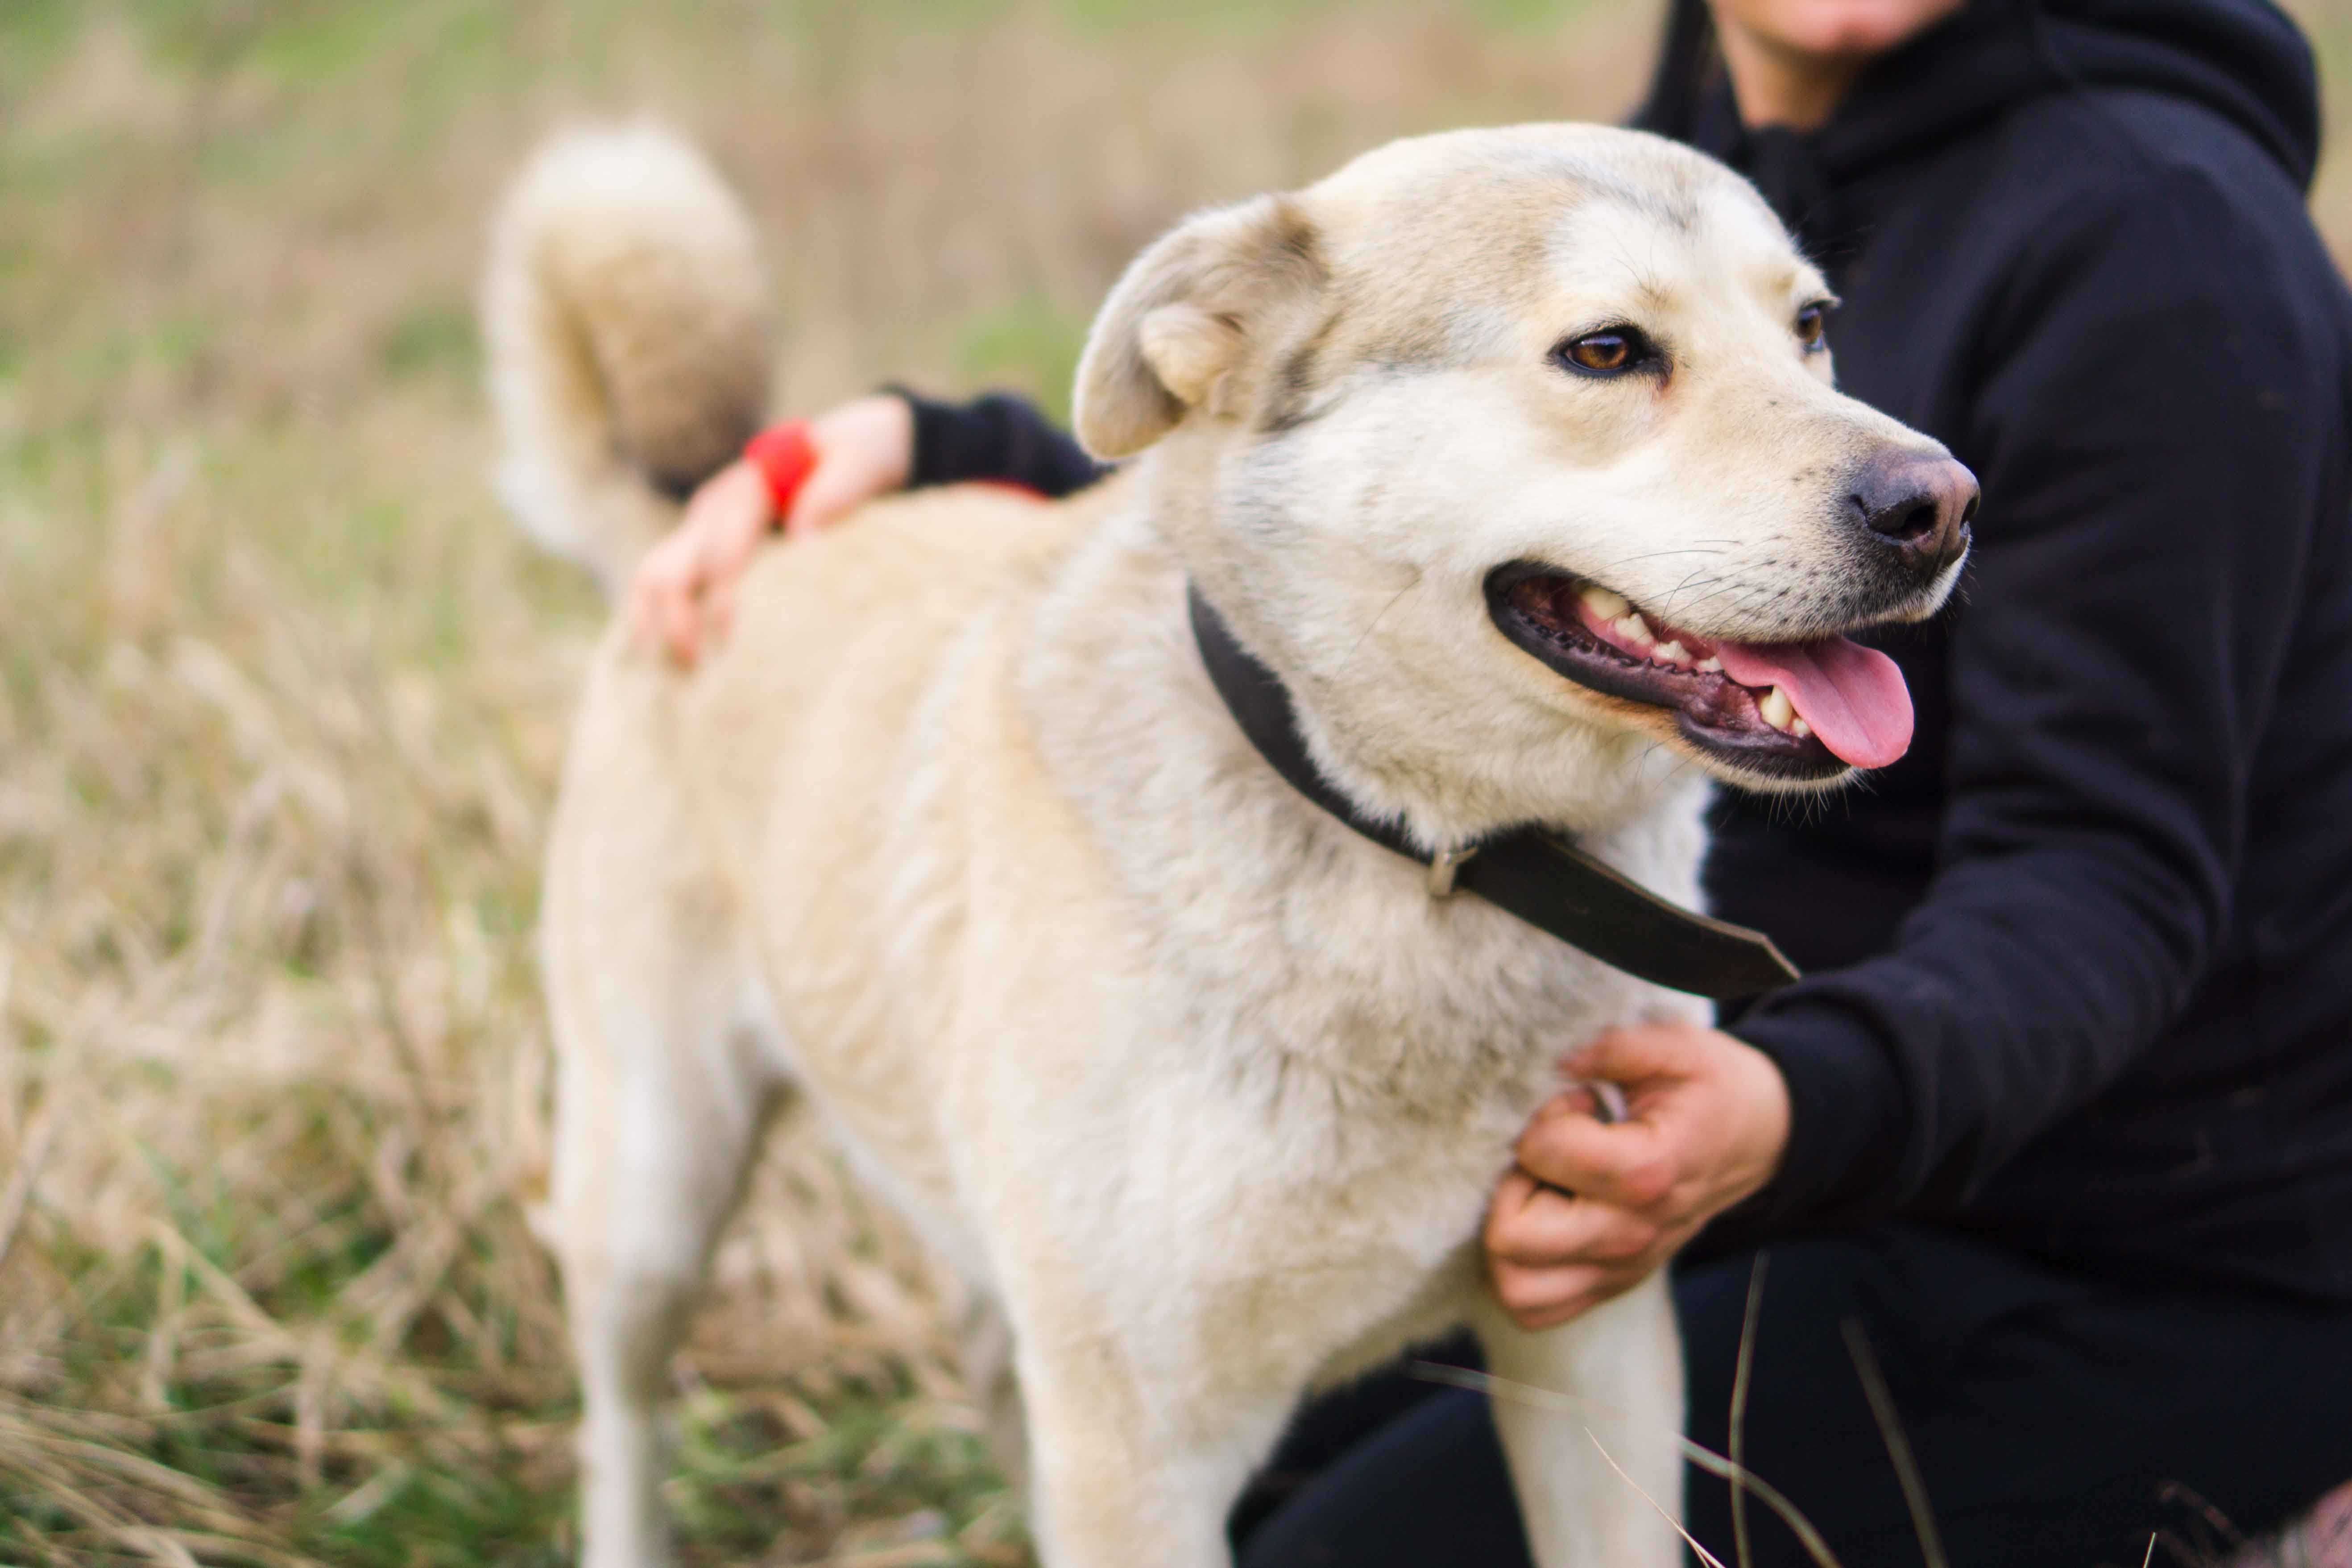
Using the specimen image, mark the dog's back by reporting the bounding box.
[483,116,1099,934]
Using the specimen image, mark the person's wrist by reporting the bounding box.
[878,383,953,491]
[1725,1035,1793,1206]
[1726,1000,1904,1228]
[743,422,817,518]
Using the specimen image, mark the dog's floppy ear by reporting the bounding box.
[1072,194,1325,460]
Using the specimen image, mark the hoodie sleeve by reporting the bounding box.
[1715,161,2333,1235]
[886,386,1109,499]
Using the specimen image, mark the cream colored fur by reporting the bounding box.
[482,124,771,596]
[485,120,1963,1568]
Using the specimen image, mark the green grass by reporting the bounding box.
[956,294,1091,423]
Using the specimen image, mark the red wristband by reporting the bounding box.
[744,420,819,519]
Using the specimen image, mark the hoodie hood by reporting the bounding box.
[1637,0,2321,203]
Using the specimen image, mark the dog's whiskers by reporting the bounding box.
[1588,545,1734,578]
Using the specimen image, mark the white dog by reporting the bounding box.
[484,120,1972,1568]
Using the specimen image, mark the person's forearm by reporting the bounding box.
[1714,842,2213,1237]
[888,388,1108,499]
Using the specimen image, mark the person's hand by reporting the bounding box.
[1484,1021,1791,1331]
[627,392,915,666]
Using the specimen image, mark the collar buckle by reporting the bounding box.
[1427,844,1478,899]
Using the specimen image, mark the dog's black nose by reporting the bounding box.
[1850,451,1977,578]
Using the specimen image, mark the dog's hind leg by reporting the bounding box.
[957,1297,1029,1498]
[1473,1272,1687,1568]
[550,937,776,1568]
[542,749,784,1568]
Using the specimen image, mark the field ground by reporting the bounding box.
[7,3,2352,1564]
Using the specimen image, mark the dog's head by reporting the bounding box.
[1074,124,1973,842]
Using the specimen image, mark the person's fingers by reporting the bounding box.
[1486,1169,1681,1328]
[1487,1184,1660,1268]
[1528,1086,1601,1127]
[1489,1257,1630,1331]
[627,538,686,654]
[706,574,739,650]
[1485,1167,1557,1254]
[639,567,693,663]
[1516,1109,1677,1211]
[1564,1019,1707,1085]
[658,560,706,667]
[1490,1259,1580,1325]
[659,597,696,667]
[625,573,658,653]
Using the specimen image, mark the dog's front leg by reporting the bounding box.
[1472,1271,1686,1568]
[1013,1342,1265,1568]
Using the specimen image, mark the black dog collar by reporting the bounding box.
[1186,584,1798,1001]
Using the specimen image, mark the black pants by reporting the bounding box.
[1232,1228,2352,1568]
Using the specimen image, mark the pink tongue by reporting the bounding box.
[1711,637,1914,770]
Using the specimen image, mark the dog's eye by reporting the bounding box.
[1553,328,1654,378]
[1795,301,1835,351]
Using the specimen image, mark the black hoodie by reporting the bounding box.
[899,0,2352,1305]
[1638,0,2352,1303]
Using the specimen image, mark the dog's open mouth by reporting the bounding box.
[1485,563,1914,781]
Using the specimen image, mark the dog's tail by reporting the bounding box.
[482,122,773,597]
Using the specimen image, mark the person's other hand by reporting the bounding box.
[627,392,914,666]
[1484,1021,1791,1331]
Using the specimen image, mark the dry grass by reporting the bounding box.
[7,2,2352,1563]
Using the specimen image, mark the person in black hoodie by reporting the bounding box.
[631,1,2352,1562]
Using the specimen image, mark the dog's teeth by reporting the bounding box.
[1791,717,1813,739]
[1613,612,1654,645]
[1760,686,1795,731]
[1696,656,1723,674]
[1580,585,1631,621]
[1653,640,1690,665]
